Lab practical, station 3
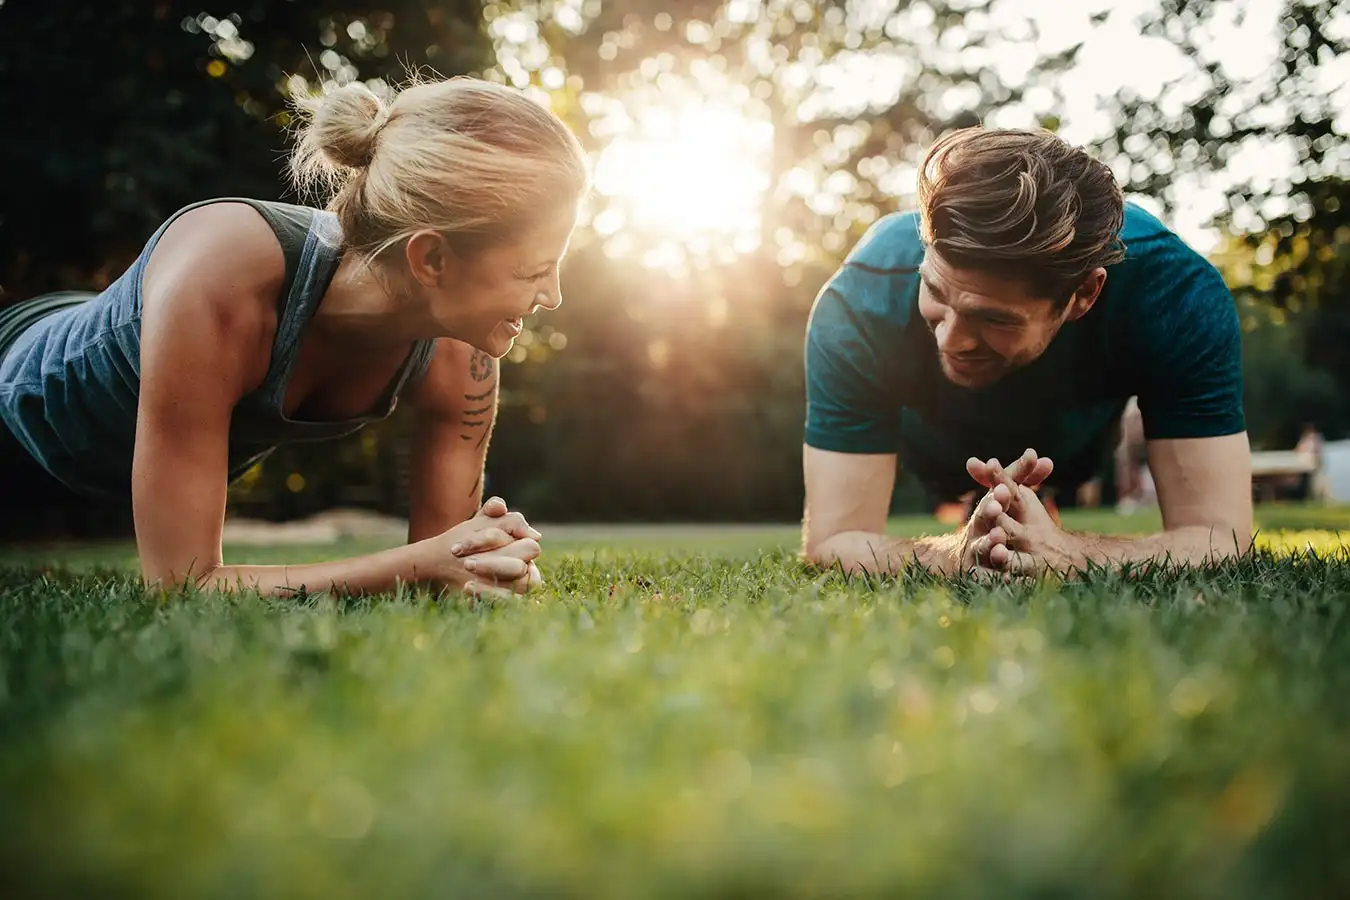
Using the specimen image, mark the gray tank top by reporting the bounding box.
[0,197,437,500]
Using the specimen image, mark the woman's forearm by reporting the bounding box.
[164,541,450,598]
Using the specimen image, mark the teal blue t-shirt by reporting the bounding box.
[803,202,1245,497]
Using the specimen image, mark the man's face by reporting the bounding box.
[917,251,1101,390]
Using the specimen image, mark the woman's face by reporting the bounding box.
[418,206,577,358]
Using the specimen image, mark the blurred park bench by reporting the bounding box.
[1251,450,1322,502]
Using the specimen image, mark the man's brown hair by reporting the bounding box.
[917,128,1127,305]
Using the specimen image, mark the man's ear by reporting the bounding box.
[405,230,452,289]
[1064,268,1107,321]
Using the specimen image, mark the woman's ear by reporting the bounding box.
[405,230,454,288]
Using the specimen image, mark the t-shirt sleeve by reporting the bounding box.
[803,280,902,454]
[1132,242,1246,441]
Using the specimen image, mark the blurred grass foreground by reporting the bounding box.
[2,507,1350,898]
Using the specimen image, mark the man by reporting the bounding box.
[801,127,1253,577]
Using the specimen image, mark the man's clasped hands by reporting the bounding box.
[438,447,1087,598]
[958,448,1094,578]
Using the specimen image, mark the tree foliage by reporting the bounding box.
[2,0,1347,524]
[473,0,1093,519]
[1097,0,1350,441]
[0,0,491,299]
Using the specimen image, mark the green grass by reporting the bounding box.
[0,507,1169,571]
[3,508,1350,898]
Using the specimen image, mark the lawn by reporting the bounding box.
[2,505,1350,899]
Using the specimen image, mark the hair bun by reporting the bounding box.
[305,82,388,170]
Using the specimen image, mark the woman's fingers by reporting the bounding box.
[475,501,542,541]
[478,496,509,518]
[450,527,514,556]
[463,580,517,601]
[451,520,543,557]
[493,537,541,562]
[460,538,543,592]
[463,555,530,582]
[498,511,542,541]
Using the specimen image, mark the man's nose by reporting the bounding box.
[935,312,978,354]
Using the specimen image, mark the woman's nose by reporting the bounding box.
[534,288,562,312]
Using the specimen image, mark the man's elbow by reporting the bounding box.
[802,538,830,569]
[802,530,844,569]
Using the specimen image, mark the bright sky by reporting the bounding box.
[485,0,1349,268]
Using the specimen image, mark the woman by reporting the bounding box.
[0,75,590,598]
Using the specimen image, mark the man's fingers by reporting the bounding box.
[968,492,1005,535]
[989,482,1014,510]
[963,527,1007,570]
[994,513,1025,543]
[1024,457,1054,488]
[1002,449,1038,481]
[966,456,992,487]
[990,543,1040,575]
[986,458,1027,512]
[969,450,1055,501]
[968,564,1008,585]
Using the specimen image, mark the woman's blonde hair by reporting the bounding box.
[288,75,590,265]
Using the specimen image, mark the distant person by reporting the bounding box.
[801,127,1252,577]
[0,76,589,598]
[1296,422,1326,500]
[1114,396,1154,513]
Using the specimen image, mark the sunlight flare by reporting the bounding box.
[588,86,774,269]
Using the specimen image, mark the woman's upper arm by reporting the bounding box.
[133,204,281,586]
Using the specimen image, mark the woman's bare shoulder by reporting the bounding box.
[138,201,289,390]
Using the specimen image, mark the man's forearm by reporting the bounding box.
[1067,525,1252,570]
[808,530,963,576]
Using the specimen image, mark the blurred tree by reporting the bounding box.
[1220,272,1346,450]
[1097,0,1350,440]
[473,0,1091,520]
[0,0,492,300]
[9,0,1346,525]
[0,0,495,526]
